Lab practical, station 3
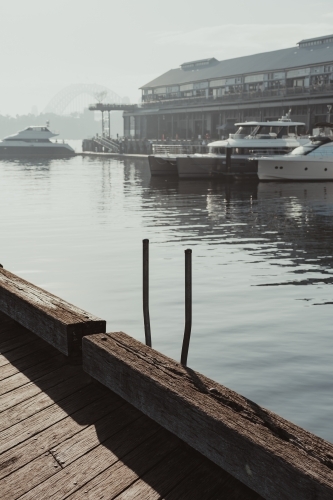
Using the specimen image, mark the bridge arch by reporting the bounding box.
[44,84,122,115]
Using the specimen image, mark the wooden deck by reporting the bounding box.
[0,311,262,500]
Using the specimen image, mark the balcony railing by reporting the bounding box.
[152,144,208,155]
[142,84,333,109]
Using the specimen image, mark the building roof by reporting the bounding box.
[141,41,333,89]
[298,34,333,45]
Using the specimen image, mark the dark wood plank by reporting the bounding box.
[0,371,92,432]
[0,329,36,354]
[18,415,161,500]
[68,429,181,500]
[0,343,60,381]
[114,445,202,500]
[0,397,131,498]
[0,338,57,367]
[0,384,112,480]
[164,460,262,500]
[0,353,66,395]
[0,268,106,357]
[0,375,92,454]
[83,332,333,500]
[0,322,26,343]
[51,400,140,466]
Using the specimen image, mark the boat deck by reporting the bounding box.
[0,311,262,500]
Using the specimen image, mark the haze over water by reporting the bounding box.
[1,156,332,442]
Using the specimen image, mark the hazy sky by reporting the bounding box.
[1,0,333,115]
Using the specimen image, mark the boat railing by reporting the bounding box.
[152,144,208,155]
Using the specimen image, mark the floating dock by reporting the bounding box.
[1,268,333,499]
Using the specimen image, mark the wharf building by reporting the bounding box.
[124,35,333,140]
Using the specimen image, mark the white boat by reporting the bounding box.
[176,113,308,179]
[258,136,333,181]
[0,125,75,158]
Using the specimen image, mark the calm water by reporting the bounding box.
[1,155,333,442]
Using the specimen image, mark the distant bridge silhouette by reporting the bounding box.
[44,84,123,115]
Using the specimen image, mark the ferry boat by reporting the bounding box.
[0,125,75,158]
[258,136,333,181]
[176,114,308,179]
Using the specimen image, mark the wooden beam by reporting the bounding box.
[83,332,333,500]
[0,269,105,358]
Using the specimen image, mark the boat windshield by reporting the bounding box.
[234,125,253,136]
[208,147,226,154]
[288,143,318,156]
[250,124,299,138]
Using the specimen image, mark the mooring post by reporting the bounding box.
[226,145,232,173]
[143,239,152,347]
[181,249,192,366]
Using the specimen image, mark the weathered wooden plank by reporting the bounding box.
[0,353,66,395]
[0,398,131,498]
[0,451,60,500]
[0,321,26,343]
[163,459,261,500]
[51,400,140,466]
[0,384,112,480]
[0,338,57,367]
[0,343,60,381]
[0,371,92,432]
[68,429,181,500]
[0,376,92,454]
[19,416,161,500]
[114,445,202,500]
[0,268,106,357]
[0,329,36,354]
[83,332,333,500]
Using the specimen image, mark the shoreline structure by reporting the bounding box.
[0,267,333,499]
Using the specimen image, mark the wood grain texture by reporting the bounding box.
[0,268,106,357]
[0,385,109,480]
[0,342,60,381]
[0,363,80,412]
[0,371,92,432]
[0,451,60,499]
[0,338,57,367]
[66,426,179,500]
[83,332,333,500]
[19,416,161,500]
[0,376,91,454]
[0,353,66,396]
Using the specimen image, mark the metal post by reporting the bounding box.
[181,249,192,366]
[101,111,104,136]
[226,146,232,173]
[143,239,152,347]
[108,111,111,138]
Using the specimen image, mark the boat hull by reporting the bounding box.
[148,155,178,176]
[258,158,333,180]
[177,156,257,179]
[0,145,75,158]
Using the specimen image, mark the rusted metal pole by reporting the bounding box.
[226,145,232,173]
[143,239,152,347]
[181,249,192,366]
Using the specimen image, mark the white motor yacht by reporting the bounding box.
[0,125,75,158]
[176,114,308,179]
[258,136,333,181]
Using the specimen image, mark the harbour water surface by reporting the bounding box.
[1,154,333,442]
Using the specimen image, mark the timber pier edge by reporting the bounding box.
[1,267,333,499]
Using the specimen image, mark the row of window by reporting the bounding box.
[143,64,333,97]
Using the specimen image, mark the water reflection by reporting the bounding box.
[1,156,332,442]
